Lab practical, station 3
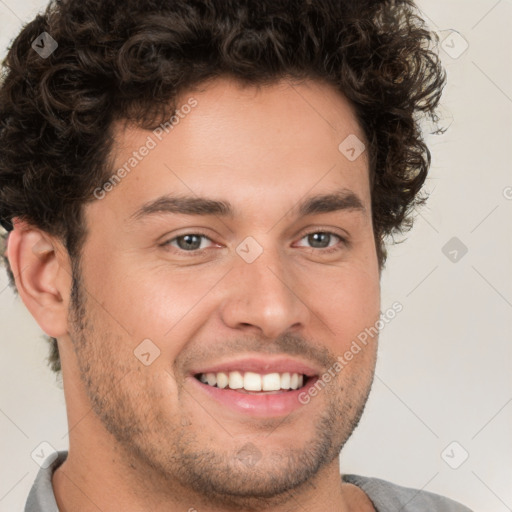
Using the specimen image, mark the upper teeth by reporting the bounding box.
[199,371,304,391]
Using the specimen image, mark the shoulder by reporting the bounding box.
[25,451,67,512]
[342,474,473,512]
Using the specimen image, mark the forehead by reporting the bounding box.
[96,77,370,223]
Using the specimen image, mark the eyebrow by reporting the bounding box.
[129,188,366,223]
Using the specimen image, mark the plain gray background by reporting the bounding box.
[0,0,511,510]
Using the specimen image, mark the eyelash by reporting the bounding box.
[161,229,348,256]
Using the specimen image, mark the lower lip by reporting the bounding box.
[189,376,319,418]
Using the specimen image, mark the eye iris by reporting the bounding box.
[308,232,330,248]
[177,234,202,250]
[173,233,334,251]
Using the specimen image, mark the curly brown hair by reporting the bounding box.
[0,0,446,374]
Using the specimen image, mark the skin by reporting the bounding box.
[7,77,380,511]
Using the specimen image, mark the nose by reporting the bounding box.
[218,244,311,339]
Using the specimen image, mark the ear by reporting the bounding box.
[6,218,72,338]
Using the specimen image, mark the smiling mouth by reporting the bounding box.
[194,371,311,394]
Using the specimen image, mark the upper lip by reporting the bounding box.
[190,356,320,377]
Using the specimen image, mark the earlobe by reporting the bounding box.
[6,218,72,338]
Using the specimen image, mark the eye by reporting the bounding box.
[160,230,348,256]
[295,231,346,253]
[162,233,216,252]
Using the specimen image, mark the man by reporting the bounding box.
[0,0,472,510]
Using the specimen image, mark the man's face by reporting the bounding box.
[66,77,381,503]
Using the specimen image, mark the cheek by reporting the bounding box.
[302,261,380,348]
[84,259,224,345]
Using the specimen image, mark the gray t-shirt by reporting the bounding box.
[25,451,473,511]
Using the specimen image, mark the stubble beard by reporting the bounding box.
[67,261,375,508]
